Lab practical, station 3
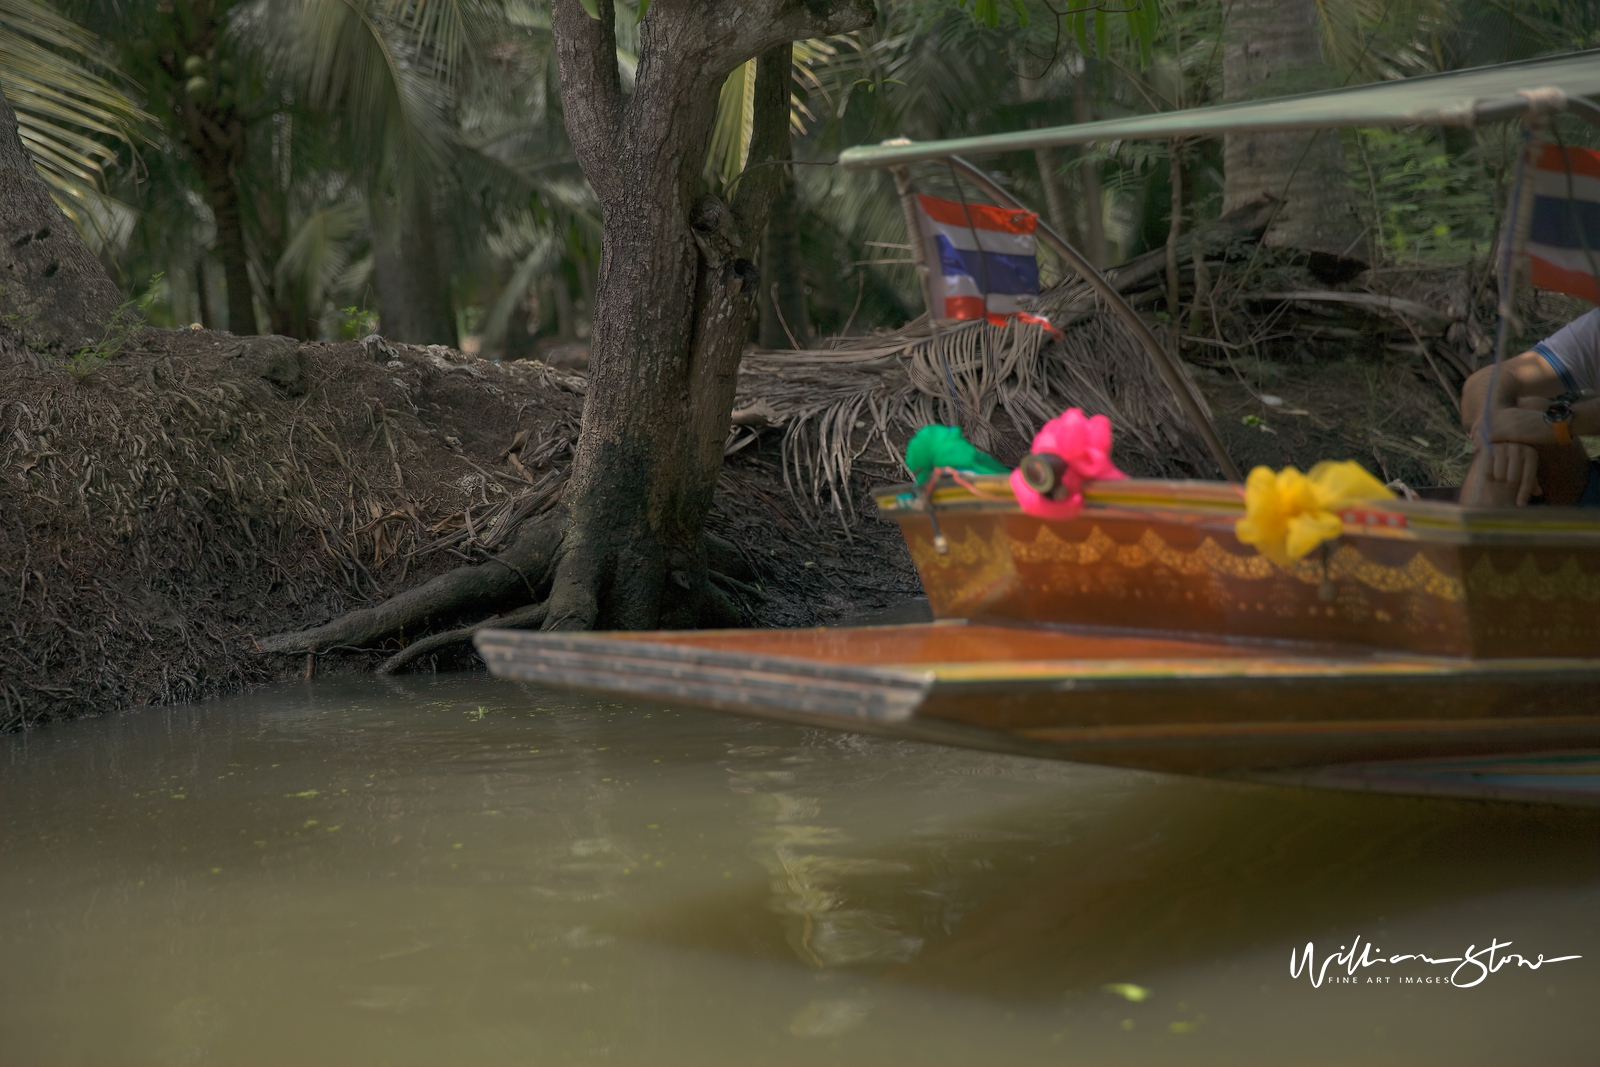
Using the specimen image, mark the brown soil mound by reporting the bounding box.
[0,328,920,730]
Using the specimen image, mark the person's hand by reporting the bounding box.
[1474,440,1542,506]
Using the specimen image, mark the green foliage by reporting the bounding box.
[1067,1,1158,68]
[63,272,162,380]
[336,305,380,340]
[957,0,1028,30]
[1351,127,1494,264]
[20,0,1598,355]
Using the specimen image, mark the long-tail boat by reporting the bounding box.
[481,52,1600,807]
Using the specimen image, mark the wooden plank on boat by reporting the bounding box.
[476,622,1600,777]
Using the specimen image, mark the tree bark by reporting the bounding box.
[1222,0,1368,269]
[371,189,456,345]
[759,161,808,348]
[544,0,873,631]
[0,92,129,353]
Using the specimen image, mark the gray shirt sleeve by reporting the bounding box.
[1532,308,1599,397]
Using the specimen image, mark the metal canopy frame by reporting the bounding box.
[840,50,1600,171]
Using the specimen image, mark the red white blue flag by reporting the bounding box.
[1528,143,1600,304]
[916,194,1048,325]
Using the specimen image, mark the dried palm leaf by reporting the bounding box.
[734,308,1213,525]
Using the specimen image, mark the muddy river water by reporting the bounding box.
[2,672,1596,1066]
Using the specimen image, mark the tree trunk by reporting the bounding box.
[193,152,258,335]
[759,162,808,348]
[551,272,577,340]
[196,252,216,329]
[145,0,260,336]
[1017,73,1073,246]
[1222,0,1368,270]
[574,255,594,339]
[544,0,873,631]
[1070,75,1108,268]
[371,189,456,345]
[257,0,876,662]
[1165,139,1183,325]
[0,92,128,353]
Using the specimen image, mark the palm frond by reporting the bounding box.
[275,196,367,311]
[252,0,457,185]
[0,0,146,248]
[706,37,852,191]
[735,310,1212,527]
[1315,0,1441,82]
[705,57,756,190]
[479,230,562,353]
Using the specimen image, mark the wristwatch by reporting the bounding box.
[1544,398,1574,446]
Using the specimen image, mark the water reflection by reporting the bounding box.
[1,674,1595,1066]
[726,739,923,968]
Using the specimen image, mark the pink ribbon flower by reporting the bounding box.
[1009,408,1126,519]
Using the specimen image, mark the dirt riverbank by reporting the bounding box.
[0,328,925,729]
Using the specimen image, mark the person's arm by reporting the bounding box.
[1459,350,1591,507]
[1458,350,1567,433]
[1482,394,1600,444]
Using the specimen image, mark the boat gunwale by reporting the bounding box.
[476,625,1600,688]
[871,476,1600,546]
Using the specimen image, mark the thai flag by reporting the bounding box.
[1528,143,1600,304]
[916,194,1047,325]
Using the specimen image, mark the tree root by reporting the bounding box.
[701,579,743,628]
[258,508,763,670]
[709,569,766,602]
[256,512,566,654]
[376,600,549,675]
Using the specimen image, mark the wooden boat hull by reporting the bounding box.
[476,480,1597,803]
[1254,751,1600,807]
[875,477,1600,658]
[475,621,1600,782]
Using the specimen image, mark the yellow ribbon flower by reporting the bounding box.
[1235,461,1394,565]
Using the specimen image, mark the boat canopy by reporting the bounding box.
[839,49,1600,171]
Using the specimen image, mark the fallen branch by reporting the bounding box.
[1096,198,1281,298]
[1251,291,1454,332]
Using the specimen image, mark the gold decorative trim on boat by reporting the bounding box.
[876,476,1600,548]
[911,524,1470,602]
[1466,554,1600,602]
[882,476,1599,657]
